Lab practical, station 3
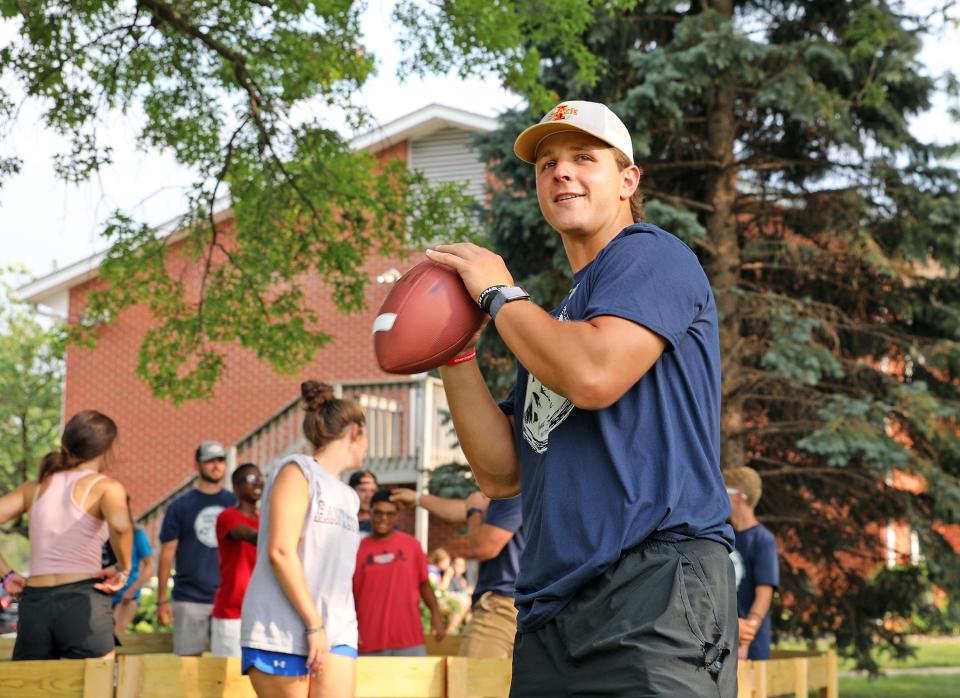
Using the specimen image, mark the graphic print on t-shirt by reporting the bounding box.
[194,505,226,547]
[522,287,576,454]
[364,548,407,567]
[312,484,360,533]
[730,549,745,588]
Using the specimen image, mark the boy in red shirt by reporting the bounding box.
[212,463,262,656]
[353,490,445,655]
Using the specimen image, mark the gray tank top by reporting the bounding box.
[241,454,361,654]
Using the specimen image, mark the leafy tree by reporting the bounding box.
[459,0,960,671]
[0,269,64,537]
[0,0,614,403]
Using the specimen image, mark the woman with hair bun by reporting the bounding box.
[241,380,366,698]
[0,409,133,660]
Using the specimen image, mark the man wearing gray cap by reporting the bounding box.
[157,440,237,655]
[428,101,737,695]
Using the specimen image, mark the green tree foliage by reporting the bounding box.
[0,0,615,403]
[462,0,960,671]
[0,270,63,536]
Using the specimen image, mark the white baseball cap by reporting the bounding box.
[514,100,634,165]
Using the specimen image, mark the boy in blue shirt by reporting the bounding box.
[725,466,780,659]
[428,101,738,696]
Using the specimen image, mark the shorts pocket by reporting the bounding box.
[676,553,730,678]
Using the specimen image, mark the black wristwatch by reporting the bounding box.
[466,507,485,519]
[487,286,531,319]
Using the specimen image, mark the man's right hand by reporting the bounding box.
[157,600,173,626]
[390,488,418,509]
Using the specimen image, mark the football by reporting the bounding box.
[373,260,484,374]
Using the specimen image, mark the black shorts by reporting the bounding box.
[510,539,738,698]
[12,579,115,660]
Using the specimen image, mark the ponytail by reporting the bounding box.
[38,410,118,481]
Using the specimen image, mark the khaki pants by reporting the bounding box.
[458,592,517,659]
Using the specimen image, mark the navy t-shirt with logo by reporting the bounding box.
[500,223,735,633]
[473,496,524,604]
[159,488,237,603]
[732,523,780,659]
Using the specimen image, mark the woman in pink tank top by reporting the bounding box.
[0,410,134,660]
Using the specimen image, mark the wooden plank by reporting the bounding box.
[806,654,827,688]
[117,633,173,655]
[117,655,256,698]
[425,635,462,656]
[0,658,87,698]
[762,658,800,696]
[821,650,838,698]
[462,658,511,697]
[354,657,445,697]
[82,659,115,698]
[792,657,808,698]
[116,655,144,698]
[1,633,173,661]
[736,659,752,698]
[753,658,768,698]
[769,649,823,659]
[447,656,469,698]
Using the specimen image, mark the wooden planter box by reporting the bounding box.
[0,634,837,697]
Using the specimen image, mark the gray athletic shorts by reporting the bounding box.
[172,600,213,656]
[510,538,738,697]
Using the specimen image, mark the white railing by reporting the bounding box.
[228,376,465,479]
[140,377,465,549]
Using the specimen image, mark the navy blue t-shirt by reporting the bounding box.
[732,523,780,659]
[473,496,525,604]
[159,488,236,603]
[500,223,734,632]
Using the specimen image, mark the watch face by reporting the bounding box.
[502,286,529,300]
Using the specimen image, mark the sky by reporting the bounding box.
[0,2,957,282]
[0,1,520,281]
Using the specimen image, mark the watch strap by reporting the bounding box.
[489,286,530,319]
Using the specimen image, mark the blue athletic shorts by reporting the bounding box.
[241,645,358,676]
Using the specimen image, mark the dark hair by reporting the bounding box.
[370,488,394,508]
[613,150,645,223]
[300,380,365,451]
[39,410,118,481]
[348,470,378,489]
[231,462,260,487]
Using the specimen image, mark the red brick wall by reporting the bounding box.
[64,144,416,519]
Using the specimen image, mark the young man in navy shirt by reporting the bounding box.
[391,487,525,658]
[157,440,236,656]
[725,466,780,659]
[428,100,738,696]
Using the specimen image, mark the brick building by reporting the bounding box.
[17,104,496,559]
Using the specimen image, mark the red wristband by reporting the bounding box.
[446,349,477,366]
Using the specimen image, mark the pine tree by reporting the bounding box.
[469,0,960,668]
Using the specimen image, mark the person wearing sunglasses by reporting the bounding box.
[352,489,445,656]
[211,462,263,657]
[724,467,780,660]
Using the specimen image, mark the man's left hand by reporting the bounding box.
[425,243,514,303]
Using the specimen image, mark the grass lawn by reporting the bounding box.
[838,674,960,697]
[776,637,960,671]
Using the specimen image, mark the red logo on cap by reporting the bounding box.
[548,105,578,121]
